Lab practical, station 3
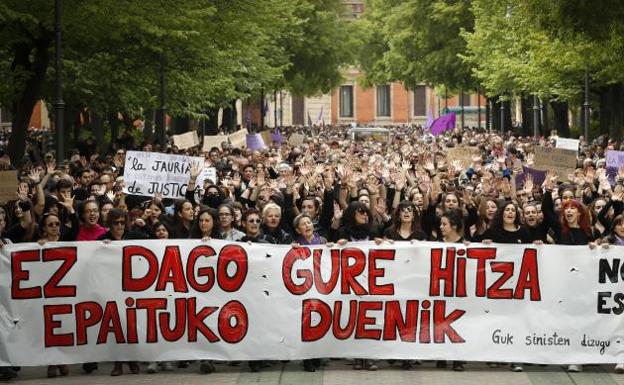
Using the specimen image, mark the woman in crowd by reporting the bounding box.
[76,200,107,240]
[261,203,293,244]
[217,203,245,241]
[189,207,219,240]
[383,200,426,241]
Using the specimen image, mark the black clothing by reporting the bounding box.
[481,226,532,244]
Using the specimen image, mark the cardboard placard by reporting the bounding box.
[533,146,577,178]
[202,135,228,152]
[0,170,17,202]
[228,129,248,149]
[260,130,272,146]
[172,131,200,150]
[288,133,305,146]
[447,146,480,168]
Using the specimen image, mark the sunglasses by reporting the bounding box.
[112,220,126,226]
[46,222,61,227]
[356,208,368,215]
[400,206,414,213]
[247,218,261,224]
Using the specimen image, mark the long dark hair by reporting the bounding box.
[387,200,422,236]
[341,201,372,238]
[189,207,219,239]
[490,202,521,232]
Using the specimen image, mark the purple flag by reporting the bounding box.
[317,106,324,124]
[430,112,456,136]
[271,128,285,144]
[307,111,312,127]
[425,113,434,129]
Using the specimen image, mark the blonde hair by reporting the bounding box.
[262,203,282,218]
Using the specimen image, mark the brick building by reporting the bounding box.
[250,0,485,129]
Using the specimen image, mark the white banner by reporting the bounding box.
[556,137,580,151]
[1,240,623,366]
[123,151,214,199]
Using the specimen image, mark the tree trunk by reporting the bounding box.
[172,116,190,135]
[206,107,219,135]
[143,109,155,144]
[599,83,624,139]
[108,112,120,151]
[520,96,532,137]
[8,35,52,165]
[92,111,105,152]
[550,101,570,137]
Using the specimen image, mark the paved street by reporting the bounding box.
[8,361,624,385]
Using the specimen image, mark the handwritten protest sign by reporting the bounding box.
[172,131,199,150]
[447,146,480,168]
[123,151,210,199]
[533,146,577,178]
[202,135,228,152]
[289,133,305,146]
[1,240,622,365]
[556,137,580,152]
[228,129,248,149]
[0,170,17,202]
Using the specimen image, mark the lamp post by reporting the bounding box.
[500,98,505,136]
[477,88,481,130]
[533,94,540,140]
[488,99,493,133]
[54,0,65,160]
[584,67,590,141]
[157,55,167,147]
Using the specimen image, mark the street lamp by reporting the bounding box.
[533,94,539,140]
[54,0,65,160]
[584,68,590,141]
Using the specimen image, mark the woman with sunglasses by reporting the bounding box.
[241,208,275,244]
[38,212,74,378]
[383,201,426,241]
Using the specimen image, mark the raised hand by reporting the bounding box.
[106,190,115,202]
[28,169,41,184]
[190,161,201,180]
[523,174,534,196]
[59,192,75,212]
[333,202,343,221]
[17,183,29,200]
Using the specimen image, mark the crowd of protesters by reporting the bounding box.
[1,123,624,379]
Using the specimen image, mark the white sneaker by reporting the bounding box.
[615,363,624,374]
[511,363,523,372]
[147,362,159,374]
[567,364,582,372]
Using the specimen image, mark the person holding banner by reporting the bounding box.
[436,208,467,372]
[170,200,195,239]
[383,200,426,241]
[597,215,624,374]
[217,203,245,241]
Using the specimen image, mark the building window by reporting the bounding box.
[461,93,471,106]
[413,85,426,116]
[376,85,391,117]
[339,86,354,118]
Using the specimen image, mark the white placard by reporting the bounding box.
[123,151,209,199]
[1,240,623,366]
[556,138,580,151]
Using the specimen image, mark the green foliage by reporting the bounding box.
[359,0,476,92]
